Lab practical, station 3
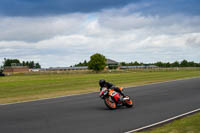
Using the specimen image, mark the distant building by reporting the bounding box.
[47,66,88,71]
[147,65,158,68]
[120,65,158,69]
[29,69,41,72]
[3,66,29,73]
[106,59,119,69]
[106,59,119,65]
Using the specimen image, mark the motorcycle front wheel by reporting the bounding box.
[104,96,117,110]
[124,96,133,108]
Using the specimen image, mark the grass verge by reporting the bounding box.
[0,69,200,104]
[138,112,200,133]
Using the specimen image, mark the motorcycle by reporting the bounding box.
[99,87,133,110]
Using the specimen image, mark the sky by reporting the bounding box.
[0,0,200,67]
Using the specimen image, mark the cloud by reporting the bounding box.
[0,14,88,42]
[185,34,200,48]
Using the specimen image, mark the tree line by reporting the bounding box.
[2,58,41,69]
[120,61,143,66]
[120,60,200,67]
[75,58,200,68]
[154,60,200,67]
[74,60,88,67]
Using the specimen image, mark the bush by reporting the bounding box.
[108,65,118,69]
[0,72,5,76]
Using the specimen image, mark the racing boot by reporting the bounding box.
[120,92,130,101]
[119,91,126,98]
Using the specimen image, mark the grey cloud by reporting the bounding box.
[186,36,200,48]
[0,14,87,42]
[99,11,200,35]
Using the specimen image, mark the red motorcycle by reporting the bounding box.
[99,87,133,110]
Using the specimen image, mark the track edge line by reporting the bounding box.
[124,108,200,133]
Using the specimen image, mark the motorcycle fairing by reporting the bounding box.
[111,91,121,102]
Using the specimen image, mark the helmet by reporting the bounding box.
[99,79,106,87]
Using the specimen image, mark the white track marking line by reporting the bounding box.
[125,108,200,133]
[0,77,199,106]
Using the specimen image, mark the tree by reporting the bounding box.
[120,61,142,66]
[88,53,106,72]
[83,60,88,66]
[166,62,171,67]
[188,61,195,67]
[0,66,4,76]
[22,61,26,66]
[180,60,188,67]
[133,61,140,66]
[35,63,41,68]
[3,58,41,69]
[29,61,34,68]
[120,62,126,66]
[74,60,88,67]
[171,61,179,67]
[3,58,21,67]
[25,61,29,67]
[155,61,164,67]
[0,65,3,72]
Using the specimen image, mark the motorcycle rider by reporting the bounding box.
[99,79,126,98]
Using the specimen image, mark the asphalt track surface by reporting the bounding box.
[0,78,200,133]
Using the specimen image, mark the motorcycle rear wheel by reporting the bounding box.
[104,97,117,110]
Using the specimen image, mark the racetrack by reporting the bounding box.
[0,78,200,133]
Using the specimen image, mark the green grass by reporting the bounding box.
[139,112,200,133]
[0,69,200,104]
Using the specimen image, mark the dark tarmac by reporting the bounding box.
[0,78,200,133]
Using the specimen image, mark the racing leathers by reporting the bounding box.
[100,81,125,97]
